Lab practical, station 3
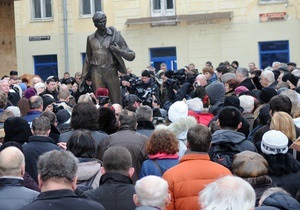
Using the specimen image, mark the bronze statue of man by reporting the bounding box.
[80,11,135,104]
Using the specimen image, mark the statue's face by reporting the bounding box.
[93,15,107,30]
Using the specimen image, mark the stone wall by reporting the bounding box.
[0,0,16,76]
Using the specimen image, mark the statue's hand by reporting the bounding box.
[110,43,121,54]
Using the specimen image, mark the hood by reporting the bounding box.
[262,192,300,210]
[205,82,225,105]
[212,129,246,144]
[293,117,300,128]
[155,116,197,139]
[77,159,101,181]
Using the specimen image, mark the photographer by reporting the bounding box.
[131,70,161,108]
[173,69,198,101]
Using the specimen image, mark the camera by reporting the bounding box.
[98,96,110,106]
[52,104,64,113]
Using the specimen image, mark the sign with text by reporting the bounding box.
[29,36,51,41]
[259,12,287,22]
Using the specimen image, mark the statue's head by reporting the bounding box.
[93,11,107,30]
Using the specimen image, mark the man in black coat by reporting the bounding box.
[84,146,136,210]
[20,150,104,210]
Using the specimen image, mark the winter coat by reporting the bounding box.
[210,129,257,153]
[0,177,39,210]
[244,175,272,206]
[140,158,179,178]
[77,158,102,189]
[21,189,104,210]
[98,126,148,184]
[238,78,256,91]
[270,171,300,198]
[162,152,231,210]
[259,192,300,210]
[136,120,155,138]
[84,173,136,210]
[155,116,197,158]
[188,110,214,126]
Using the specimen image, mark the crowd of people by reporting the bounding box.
[1,59,300,209]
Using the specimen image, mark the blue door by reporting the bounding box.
[259,40,289,69]
[34,55,58,81]
[150,47,177,71]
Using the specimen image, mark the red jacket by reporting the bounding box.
[163,153,231,210]
[188,111,214,127]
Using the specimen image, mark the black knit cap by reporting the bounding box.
[4,117,32,144]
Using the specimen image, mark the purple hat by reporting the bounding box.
[24,87,37,99]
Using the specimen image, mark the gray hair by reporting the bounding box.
[291,69,300,77]
[29,95,43,109]
[239,95,254,113]
[236,67,249,78]
[135,175,169,208]
[259,187,289,206]
[280,89,299,116]
[0,146,25,177]
[119,109,137,130]
[6,106,21,117]
[221,72,236,83]
[32,116,51,135]
[199,176,255,210]
[103,146,132,176]
[136,105,153,121]
[38,150,78,183]
[261,70,275,83]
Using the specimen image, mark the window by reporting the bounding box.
[151,0,175,17]
[80,0,102,16]
[259,0,287,4]
[32,0,52,19]
[34,55,58,81]
[259,41,289,69]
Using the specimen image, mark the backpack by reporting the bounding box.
[210,142,241,170]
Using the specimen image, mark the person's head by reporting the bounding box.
[231,61,239,69]
[67,129,96,158]
[269,94,292,115]
[239,95,254,113]
[101,146,134,177]
[195,74,208,86]
[42,110,57,126]
[225,78,240,93]
[232,151,268,178]
[63,72,70,79]
[6,106,21,117]
[259,187,290,206]
[58,89,70,102]
[272,61,281,70]
[160,63,167,71]
[146,129,179,155]
[270,111,296,141]
[0,79,10,94]
[71,102,99,130]
[260,71,275,87]
[32,76,42,86]
[74,72,82,84]
[112,103,122,121]
[249,62,256,71]
[37,150,78,191]
[32,116,51,136]
[93,11,107,30]
[34,82,45,94]
[187,124,211,152]
[4,117,32,144]
[218,106,242,130]
[9,70,18,80]
[261,130,289,155]
[141,70,151,84]
[0,146,25,177]
[136,105,153,121]
[0,91,7,109]
[119,109,137,130]
[202,66,214,80]
[42,94,56,112]
[199,176,256,210]
[98,107,117,134]
[235,67,249,81]
[134,175,170,209]
[280,89,299,116]
[29,95,43,110]
[45,78,56,92]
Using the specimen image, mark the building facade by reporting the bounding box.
[10,0,300,79]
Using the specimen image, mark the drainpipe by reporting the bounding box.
[63,0,69,72]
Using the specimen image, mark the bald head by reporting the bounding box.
[195,74,208,86]
[0,146,25,177]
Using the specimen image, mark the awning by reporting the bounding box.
[125,12,232,26]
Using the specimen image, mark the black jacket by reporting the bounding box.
[84,173,136,210]
[0,177,39,210]
[20,189,104,210]
[23,135,61,182]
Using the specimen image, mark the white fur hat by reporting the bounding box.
[168,101,188,123]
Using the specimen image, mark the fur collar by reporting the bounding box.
[155,116,197,137]
[244,175,272,188]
